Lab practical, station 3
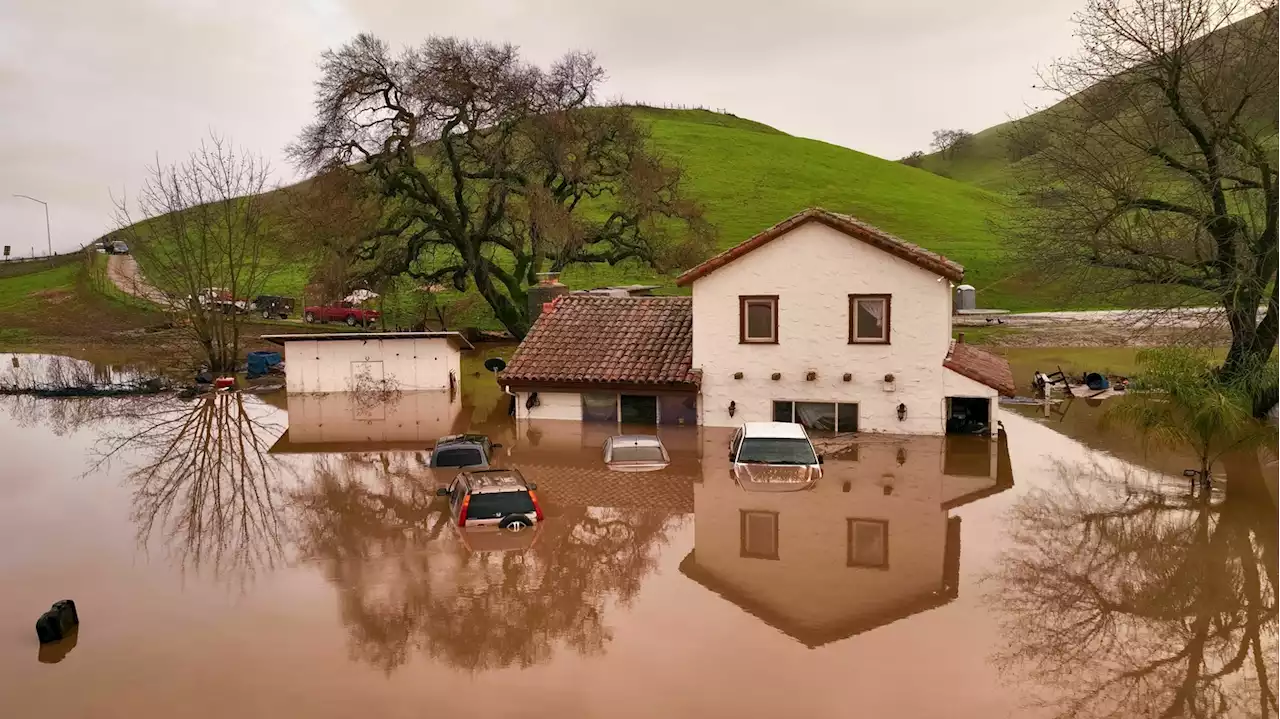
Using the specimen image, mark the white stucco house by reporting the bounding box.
[263,332,472,394]
[499,208,1015,435]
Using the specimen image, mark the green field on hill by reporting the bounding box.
[8,107,1067,334]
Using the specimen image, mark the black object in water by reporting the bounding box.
[35,599,79,644]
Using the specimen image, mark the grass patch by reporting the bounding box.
[118,106,1174,331]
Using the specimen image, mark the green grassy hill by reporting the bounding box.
[115,106,1039,329]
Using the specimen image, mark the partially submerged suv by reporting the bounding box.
[429,434,496,469]
[729,421,823,491]
[438,469,544,530]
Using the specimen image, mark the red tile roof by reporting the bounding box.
[944,340,1016,397]
[675,208,965,286]
[499,295,698,389]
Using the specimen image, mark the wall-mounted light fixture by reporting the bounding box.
[733,371,744,380]
[896,403,907,421]
[728,400,736,417]
[842,373,852,382]
[805,371,817,381]
[896,447,907,465]
[771,372,781,381]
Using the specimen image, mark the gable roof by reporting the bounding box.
[499,295,698,389]
[675,208,965,286]
[944,340,1017,397]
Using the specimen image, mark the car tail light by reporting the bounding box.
[528,490,544,521]
[458,494,470,526]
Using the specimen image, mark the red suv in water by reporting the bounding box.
[303,301,379,327]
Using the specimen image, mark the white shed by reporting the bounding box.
[262,332,473,394]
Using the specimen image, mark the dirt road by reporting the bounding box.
[954,306,1256,347]
[106,254,170,305]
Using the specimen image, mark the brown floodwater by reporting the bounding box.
[0,355,1275,718]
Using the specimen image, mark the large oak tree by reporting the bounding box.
[289,35,713,338]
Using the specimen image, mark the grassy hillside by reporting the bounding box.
[77,106,1078,334]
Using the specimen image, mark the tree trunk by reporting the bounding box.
[471,265,530,339]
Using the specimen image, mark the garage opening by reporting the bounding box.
[946,397,991,435]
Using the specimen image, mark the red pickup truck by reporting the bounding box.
[303,301,380,327]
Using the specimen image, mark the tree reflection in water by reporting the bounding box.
[991,458,1277,718]
[95,392,293,586]
[292,454,682,673]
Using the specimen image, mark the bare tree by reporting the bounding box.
[1010,1,1278,379]
[899,150,926,167]
[288,35,715,338]
[930,128,974,157]
[114,134,277,373]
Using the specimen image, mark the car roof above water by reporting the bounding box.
[460,469,528,493]
[741,422,809,439]
[608,435,664,447]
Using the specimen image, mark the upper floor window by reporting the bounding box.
[739,295,778,344]
[849,294,891,344]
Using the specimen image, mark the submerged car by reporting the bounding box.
[729,421,823,491]
[602,435,670,472]
[429,434,497,469]
[437,468,543,530]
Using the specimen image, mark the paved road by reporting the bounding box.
[106,254,171,305]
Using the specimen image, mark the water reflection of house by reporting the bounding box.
[499,420,700,514]
[269,391,466,453]
[680,431,1013,647]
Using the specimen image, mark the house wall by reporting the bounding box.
[282,338,461,393]
[514,391,583,422]
[689,433,997,634]
[690,222,954,433]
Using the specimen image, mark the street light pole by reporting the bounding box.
[13,194,51,257]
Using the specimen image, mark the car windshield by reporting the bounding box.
[465,492,535,519]
[736,437,818,465]
[433,448,483,467]
[610,445,666,462]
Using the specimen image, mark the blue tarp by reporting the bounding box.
[246,351,282,379]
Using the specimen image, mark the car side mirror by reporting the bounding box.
[817,455,825,465]
[436,488,449,497]
[491,443,503,449]
[527,482,537,490]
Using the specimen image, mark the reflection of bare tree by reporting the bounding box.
[96,393,293,585]
[991,460,1277,718]
[293,458,680,673]
[0,395,128,436]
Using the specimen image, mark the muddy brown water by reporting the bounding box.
[0,355,1275,718]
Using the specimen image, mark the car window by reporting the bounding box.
[433,448,484,468]
[730,430,742,458]
[465,492,535,519]
[736,438,818,465]
[610,445,666,462]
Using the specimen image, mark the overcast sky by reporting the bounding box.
[0,0,1085,254]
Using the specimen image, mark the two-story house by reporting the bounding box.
[500,208,1015,435]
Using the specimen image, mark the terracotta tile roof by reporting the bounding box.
[499,295,698,388]
[944,340,1016,397]
[676,208,965,286]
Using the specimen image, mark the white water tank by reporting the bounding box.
[954,284,976,311]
